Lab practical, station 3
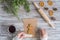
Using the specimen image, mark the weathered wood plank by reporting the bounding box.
[0,0,60,40]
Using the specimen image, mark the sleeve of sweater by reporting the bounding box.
[12,36,34,40]
[12,36,22,40]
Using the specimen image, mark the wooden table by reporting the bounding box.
[0,0,60,40]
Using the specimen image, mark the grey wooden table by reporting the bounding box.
[0,0,60,40]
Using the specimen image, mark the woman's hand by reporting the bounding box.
[40,28,48,40]
[17,32,32,40]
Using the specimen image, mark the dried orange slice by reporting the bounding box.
[48,0,53,6]
[39,1,44,7]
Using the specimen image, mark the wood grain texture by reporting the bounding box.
[0,0,60,40]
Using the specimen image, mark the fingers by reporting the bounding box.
[17,32,25,38]
[17,32,33,39]
[40,28,47,38]
[24,34,33,38]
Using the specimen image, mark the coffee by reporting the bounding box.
[9,25,16,33]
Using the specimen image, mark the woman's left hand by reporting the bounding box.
[17,32,32,40]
